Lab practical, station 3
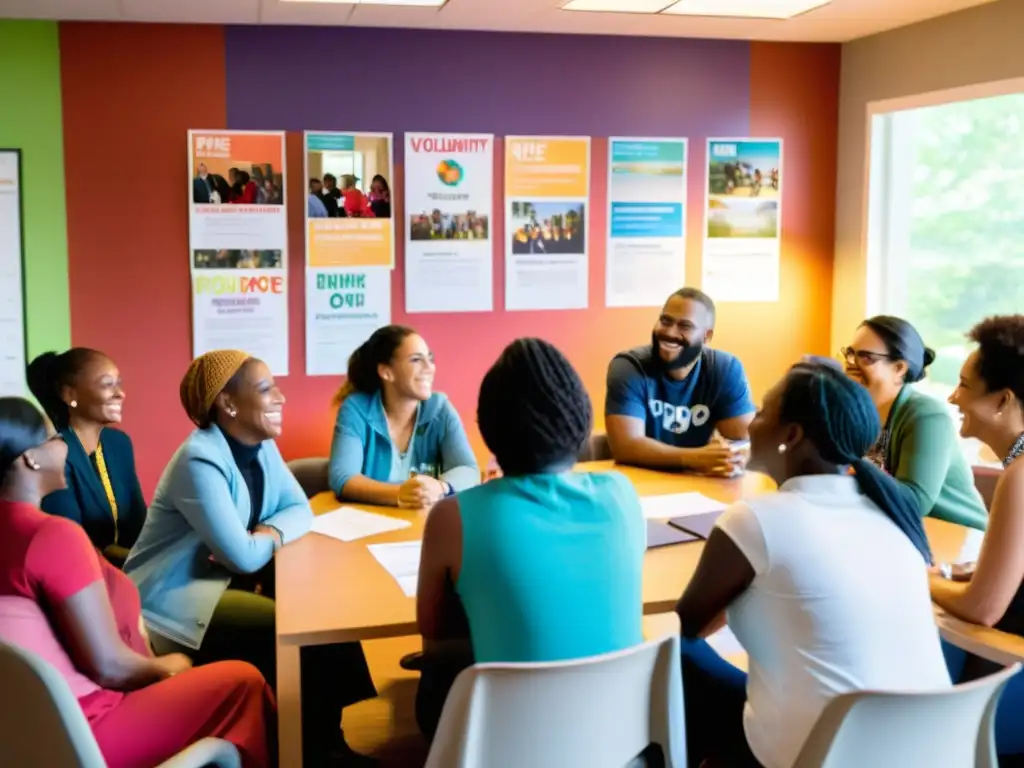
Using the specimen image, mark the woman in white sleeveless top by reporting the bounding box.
[675,359,950,768]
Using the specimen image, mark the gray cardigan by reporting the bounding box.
[124,426,312,649]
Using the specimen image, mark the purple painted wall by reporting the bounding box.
[222,26,754,461]
[225,27,751,141]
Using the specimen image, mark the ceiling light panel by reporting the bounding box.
[562,0,675,12]
[661,0,831,18]
[279,0,447,6]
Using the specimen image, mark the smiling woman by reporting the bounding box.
[26,347,148,565]
[841,316,988,530]
[328,324,480,507]
[124,349,379,763]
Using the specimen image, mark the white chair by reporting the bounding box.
[0,641,241,768]
[425,631,685,768]
[793,662,1021,768]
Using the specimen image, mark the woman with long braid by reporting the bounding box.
[675,359,950,767]
[414,338,646,740]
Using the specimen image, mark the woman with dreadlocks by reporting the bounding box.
[674,358,950,767]
[413,338,646,741]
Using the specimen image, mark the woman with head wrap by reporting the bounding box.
[842,315,988,530]
[675,359,950,768]
[413,338,646,741]
[125,351,377,766]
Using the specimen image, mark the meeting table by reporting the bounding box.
[273,461,1019,768]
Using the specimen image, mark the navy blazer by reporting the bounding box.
[41,427,148,551]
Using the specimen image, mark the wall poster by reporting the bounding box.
[188,130,289,373]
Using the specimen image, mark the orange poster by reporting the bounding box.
[187,130,289,374]
[505,136,590,199]
[304,131,395,269]
[504,136,591,311]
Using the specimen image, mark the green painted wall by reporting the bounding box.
[0,20,70,370]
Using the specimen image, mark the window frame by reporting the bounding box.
[862,77,1024,469]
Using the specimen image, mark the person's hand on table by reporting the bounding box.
[689,438,747,478]
[399,474,446,510]
[930,562,975,581]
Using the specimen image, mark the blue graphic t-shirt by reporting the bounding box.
[605,346,755,448]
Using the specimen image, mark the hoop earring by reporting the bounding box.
[777,444,787,454]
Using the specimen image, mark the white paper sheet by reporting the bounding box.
[311,507,411,543]
[707,625,745,658]
[367,541,422,597]
[640,492,727,520]
[956,527,984,564]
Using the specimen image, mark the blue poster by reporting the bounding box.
[606,138,687,308]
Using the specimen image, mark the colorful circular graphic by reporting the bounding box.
[436,159,464,187]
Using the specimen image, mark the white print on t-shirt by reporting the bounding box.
[649,400,710,434]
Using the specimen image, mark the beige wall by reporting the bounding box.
[833,0,1024,350]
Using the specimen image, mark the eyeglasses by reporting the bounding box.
[840,347,894,365]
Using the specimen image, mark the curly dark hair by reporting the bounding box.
[968,315,1024,412]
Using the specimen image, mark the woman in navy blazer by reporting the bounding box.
[27,348,147,566]
[125,350,377,766]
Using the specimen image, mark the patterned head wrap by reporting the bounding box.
[179,350,250,427]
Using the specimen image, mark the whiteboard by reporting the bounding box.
[0,149,26,397]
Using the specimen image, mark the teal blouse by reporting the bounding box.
[455,470,645,664]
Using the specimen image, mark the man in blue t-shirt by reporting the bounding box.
[605,287,756,476]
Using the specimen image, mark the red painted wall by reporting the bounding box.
[60,24,840,495]
[60,23,228,493]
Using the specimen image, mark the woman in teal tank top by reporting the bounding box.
[415,338,646,739]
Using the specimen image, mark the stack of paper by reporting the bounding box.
[311,506,412,543]
[640,492,727,520]
[367,541,422,597]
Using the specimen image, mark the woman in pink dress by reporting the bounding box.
[0,396,276,768]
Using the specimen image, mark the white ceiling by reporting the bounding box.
[0,0,999,43]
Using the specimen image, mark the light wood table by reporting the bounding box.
[272,461,972,767]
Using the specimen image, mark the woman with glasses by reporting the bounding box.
[841,316,987,530]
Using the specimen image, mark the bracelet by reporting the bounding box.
[939,563,953,580]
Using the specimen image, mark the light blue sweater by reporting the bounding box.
[124,426,312,649]
[328,391,479,497]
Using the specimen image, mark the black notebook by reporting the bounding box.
[668,510,726,540]
[646,519,700,549]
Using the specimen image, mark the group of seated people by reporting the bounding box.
[0,285,1022,767]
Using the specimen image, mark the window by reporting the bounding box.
[867,85,1024,466]
[321,150,365,188]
